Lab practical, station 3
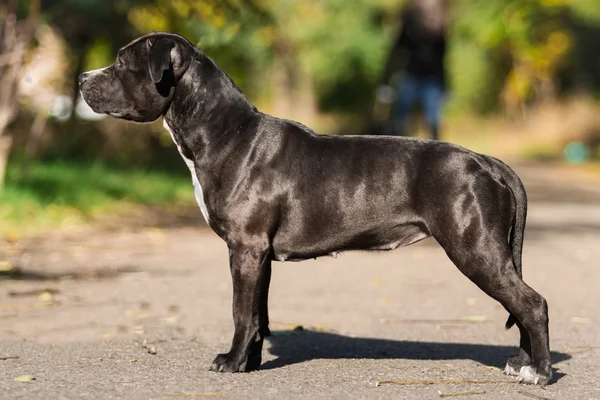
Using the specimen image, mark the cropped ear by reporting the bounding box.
[147,38,190,84]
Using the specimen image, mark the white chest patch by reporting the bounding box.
[163,120,210,223]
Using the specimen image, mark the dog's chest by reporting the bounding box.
[163,120,210,223]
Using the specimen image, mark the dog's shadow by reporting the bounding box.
[264,330,569,383]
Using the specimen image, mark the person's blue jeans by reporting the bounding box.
[393,74,445,140]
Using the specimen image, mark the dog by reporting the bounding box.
[79,32,551,385]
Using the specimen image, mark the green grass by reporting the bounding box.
[0,160,193,237]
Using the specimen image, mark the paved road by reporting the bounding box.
[1,164,600,399]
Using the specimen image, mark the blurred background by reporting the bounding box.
[1,4,600,394]
[1,0,600,237]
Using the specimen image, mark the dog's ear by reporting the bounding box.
[147,38,190,84]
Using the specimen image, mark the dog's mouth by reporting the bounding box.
[108,111,150,123]
[107,111,127,118]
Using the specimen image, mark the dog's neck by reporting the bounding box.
[163,51,258,162]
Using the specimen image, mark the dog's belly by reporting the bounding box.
[272,221,430,262]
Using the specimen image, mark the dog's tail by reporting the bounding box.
[493,159,528,331]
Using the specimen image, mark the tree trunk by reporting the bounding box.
[19,108,49,180]
[294,66,317,127]
[0,0,40,189]
[0,107,17,190]
[0,135,13,189]
[271,39,294,119]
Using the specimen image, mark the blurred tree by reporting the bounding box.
[0,0,39,188]
[127,0,401,125]
[4,0,600,176]
[450,0,600,116]
[41,0,154,123]
[18,25,69,179]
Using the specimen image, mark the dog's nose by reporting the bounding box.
[78,72,89,87]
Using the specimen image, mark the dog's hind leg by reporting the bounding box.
[420,159,551,384]
[210,241,271,372]
[504,320,533,376]
[434,228,552,385]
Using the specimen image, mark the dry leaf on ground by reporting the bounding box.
[14,375,35,382]
[438,390,486,397]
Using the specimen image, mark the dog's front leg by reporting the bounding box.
[210,243,271,372]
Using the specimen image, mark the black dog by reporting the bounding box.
[79,32,551,384]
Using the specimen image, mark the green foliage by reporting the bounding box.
[120,0,600,115]
[124,0,400,110]
[30,0,600,116]
[571,0,600,24]
[84,38,113,71]
[280,0,393,111]
[0,161,193,236]
[448,0,600,112]
[4,0,600,238]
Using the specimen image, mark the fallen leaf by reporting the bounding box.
[129,359,137,363]
[375,379,514,386]
[0,261,13,271]
[436,325,465,330]
[438,390,486,397]
[271,323,303,330]
[37,291,53,302]
[570,317,592,324]
[460,315,488,323]
[14,375,35,382]
[9,289,60,298]
[162,316,180,325]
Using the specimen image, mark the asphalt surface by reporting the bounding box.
[1,164,599,399]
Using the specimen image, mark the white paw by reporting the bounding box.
[517,365,549,385]
[504,362,520,377]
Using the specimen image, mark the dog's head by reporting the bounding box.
[79,32,195,122]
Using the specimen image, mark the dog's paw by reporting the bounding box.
[517,365,552,385]
[209,353,244,372]
[504,356,525,377]
[209,352,261,373]
[504,363,520,377]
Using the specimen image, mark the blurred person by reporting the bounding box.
[378,0,449,140]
